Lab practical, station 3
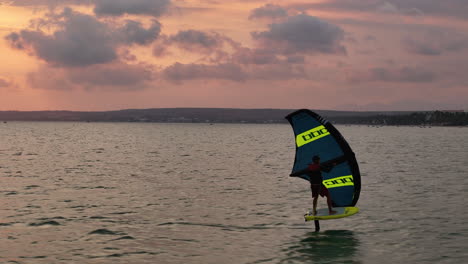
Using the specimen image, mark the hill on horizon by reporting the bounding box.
[0,107,430,124]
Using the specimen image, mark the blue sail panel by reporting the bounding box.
[285,109,361,207]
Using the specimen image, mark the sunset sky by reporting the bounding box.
[1,0,468,111]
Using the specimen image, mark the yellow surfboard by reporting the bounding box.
[304,207,359,221]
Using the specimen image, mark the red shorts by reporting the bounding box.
[311,184,329,198]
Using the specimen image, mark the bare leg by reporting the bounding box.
[326,194,337,215]
[313,197,318,215]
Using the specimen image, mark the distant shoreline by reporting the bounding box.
[0,108,467,126]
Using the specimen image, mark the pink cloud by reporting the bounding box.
[167,30,225,54]
[93,0,171,17]
[403,30,468,56]
[251,14,346,55]
[348,66,436,83]
[27,63,155,91]
[0,78,12,88]
[163,62,247,83]
[249,4,288,20]
[5,8,161,67]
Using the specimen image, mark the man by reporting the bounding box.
[290,155,337,216]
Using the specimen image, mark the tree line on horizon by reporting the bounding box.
[0,109,467,126]
[330,111,468,126]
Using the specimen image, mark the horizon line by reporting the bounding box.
[0,107,464,113]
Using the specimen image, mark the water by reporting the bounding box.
[0,122,467,263]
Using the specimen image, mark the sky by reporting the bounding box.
[1,0,468,111]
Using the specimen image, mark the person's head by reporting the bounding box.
[312,155,320,163]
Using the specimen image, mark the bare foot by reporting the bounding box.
[329,210,337,215]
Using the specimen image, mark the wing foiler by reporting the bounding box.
[285,109,361,221]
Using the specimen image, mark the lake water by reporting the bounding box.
[0,122,467,263]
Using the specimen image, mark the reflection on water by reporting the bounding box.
[280,230,360,264]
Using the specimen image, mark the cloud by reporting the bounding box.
[230,47,306,65]
[27,62,155,90]
[0,77,11,88]
[295,0,468,19]
[26,67,74,90]
[93,0,171,17]
[5,32,23,49]
[67,62,155,89]
[163,62,247,83]
[390,0,468,18]
[232,47,281,65]
[118,19,162,45]
[5,8,117,67]
[375,67,436,82]
[156,23,316,83]
[376,2,399,13]
[4,0,89,7]
[153,29,242,63]
[251,14,346,55]
[4,7,160,91]
[403,31,468,56]
[351,66,436,83]
[5,8,161,67]
[167,30,224,53]
[162,60,310,83]
[289,1,385,14]
[249,4,288,20]
[246,64,308,80]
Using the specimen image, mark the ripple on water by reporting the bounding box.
[29,217,64,227]
[88,229,126,236]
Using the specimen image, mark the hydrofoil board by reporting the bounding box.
[304,206,359,221]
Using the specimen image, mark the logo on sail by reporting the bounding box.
[323,175,354,188]
[296,125,330,147]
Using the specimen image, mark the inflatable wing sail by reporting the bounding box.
[286,109,361,206]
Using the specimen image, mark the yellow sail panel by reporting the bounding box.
[323,175,354,189]
[296,125,330,147]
